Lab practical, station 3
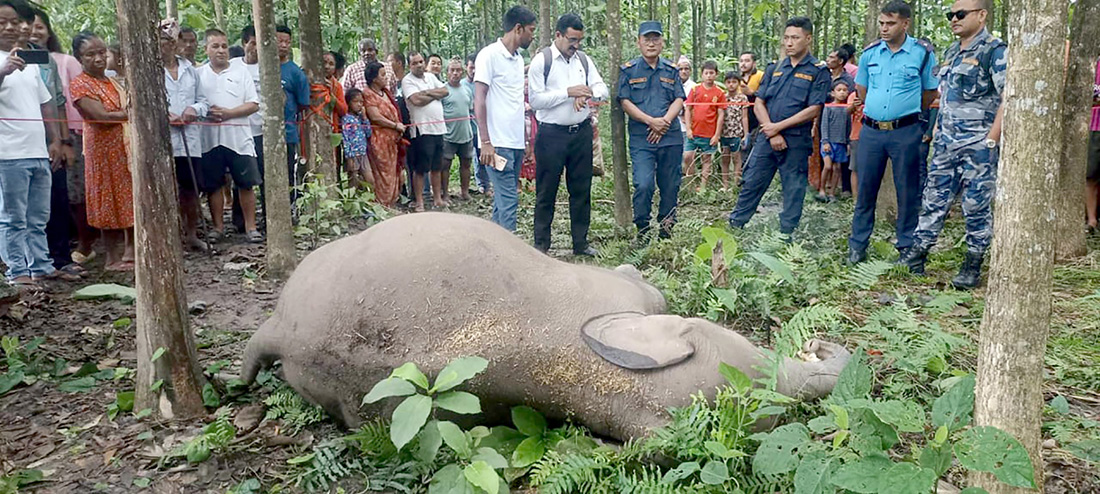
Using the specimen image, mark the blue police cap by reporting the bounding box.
[638,21,663,37]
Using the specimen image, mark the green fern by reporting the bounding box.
[263,386,328,433]
[530,450,611,494]
[343,418,397,460]
[733,471,791,494]
[845,259,894,290]
[291,439,366,492]
[616,465,696,494]
[774,303,843,358]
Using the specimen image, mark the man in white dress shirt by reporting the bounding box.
[527,13,607,255]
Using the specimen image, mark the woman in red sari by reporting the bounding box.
[362,61,405,207]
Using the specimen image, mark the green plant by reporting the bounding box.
[264,385,328,434]
[294,175,388,243]
[0,469,43,494]
[168,408,236,465]
[1,336,63,395]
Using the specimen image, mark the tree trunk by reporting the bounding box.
[670,0,681,60]
[361,0,370,34]
[606,0,632,230]
[299,0,337,181]
[381,0,396,54]
[539,0,553,51]
[999,0,1009,43]
[166,0,177,19]
[864,0,881,46]
[972,0,1068,492]
[116,0,207,420]
[1053,0,1099,260]
[254,0,298,279]
[332,0,341,27]
[212,0,226,30]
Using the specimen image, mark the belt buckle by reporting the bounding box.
[568,124,580,133]
[877,121,895,131]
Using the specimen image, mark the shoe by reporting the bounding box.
[534,244,549,254]
[206,229,224,243]
[633,227,653,247]
[951,251,984,290]
[848,248,867,265]
[813,194,828,203]
[246,230,264,243]
[898,245,928,275]
[779,232,794,244]
[573,246,599,257]
[827,196,837,203]
[658,227,673,239]
[728,219,743,231]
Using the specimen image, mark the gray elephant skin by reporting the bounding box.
[240,212,850,441]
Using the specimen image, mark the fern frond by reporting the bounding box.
[775,304,843,357]
[263,386,328,433]
[530,451,611,494]
[846,260,894,290]
[343,418,397,459]
[733,471,791,494]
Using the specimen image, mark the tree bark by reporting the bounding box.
[864,0,881,46]
[972,0,1068,492]
[254,0,298,279]
[332,0,341,27]
[670,0,681,60]
[116,0,207,420]
[381,0,396,54]
[299,0,337,181]
[166,0,177,20]
[606,0,632,230]
[360,0,370,34]
[1053,0,1099,260]
[212,0,226,30]
[539,0,553,51]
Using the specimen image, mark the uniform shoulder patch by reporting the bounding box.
[661,58,676,68]
[622,60,635,69]
[864,39,883,51]
[915,37,934,53]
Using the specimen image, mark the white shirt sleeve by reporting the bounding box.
[35,72,51,105]
[527,51,569,112]
[474,49,491,86]
[243,68,259,105]
[586,54,609,102]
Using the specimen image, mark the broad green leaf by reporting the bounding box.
[808,415,837,434]
[719,362,752,393]
[710,288,739,313]
[954,426,1036,488]
[699,460,730,485]
[831,353,872,405]
[1065,440,1100,462]
[919,444,953,477]
[429,464,475,494]
[870,400,925,433]
[830,453,893,493]
[472,447,509,469]
[115,391,135,412]
[150,347,166,363]
[362,377,417,404]
[885,463,937,494]
[463,461,500,494]
[392,362,430,389]
[0,370,25,395]
[932,375,975,432]
[661,461,700,484]
[390,395,432,450]
[469,426,491,441]
[72,361,100,377]
[417,420,443,463]
[1049,395,1070,415]
[959,489,990,494]
[58,376,98,393]
[286,453,315,464]
[511,406,547,437]
[752,423,811,476]
[849,409,900,454]
[750,405,787,420]
[828,404,849,430]
[435,391,481,415]
[431,356,489,393]
[438,420,471,458]
[511,436,546,468]
[202,383,220,408]
[748,251,795,284]
[793,450,834,494]
[72,283,137,303]
[704,441,731,458]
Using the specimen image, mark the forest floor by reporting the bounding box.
[1,168,1099,493]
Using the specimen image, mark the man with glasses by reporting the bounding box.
[898,0,1006,289]
[618,21,685,241]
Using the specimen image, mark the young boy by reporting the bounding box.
[719,72,749,189]
[817,79,852,203]
[342,88,373,189]
[684,60,726,191]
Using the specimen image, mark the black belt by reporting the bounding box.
[539,119,592,134]
[861,113,920,131]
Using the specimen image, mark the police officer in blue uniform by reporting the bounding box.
[847,0,939,264]
[618,21,685,240]
[727,17,829,239]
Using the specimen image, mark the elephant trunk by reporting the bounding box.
[775,340,852,401]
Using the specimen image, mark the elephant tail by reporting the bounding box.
[240,327,281,383]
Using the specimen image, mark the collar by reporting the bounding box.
[879,35,917,54]
[780,54,818,69]
[549,43,577,63]
[496,38,520,58]
[960,28,993,53]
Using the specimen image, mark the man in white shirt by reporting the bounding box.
[230,24,264,234]
[160,19,208,251]
[527,13,607,256]
[475,5,537,232]
[0,0,65,287]
[197,28,262,243]
[402,52,449,212]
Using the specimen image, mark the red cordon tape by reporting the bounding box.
[0,115,476,128]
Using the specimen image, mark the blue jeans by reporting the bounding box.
[848,124,923,252]
[487,147,524,231]
[728,132,811,234]
[630,144,683,231]
[0,158,54,280]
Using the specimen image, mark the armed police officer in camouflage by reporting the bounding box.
[618,21,686,241]
[847,0,939,265]
[898,0,1006,289]
[726,17,829,240]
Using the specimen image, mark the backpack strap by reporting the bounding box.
[543,47,591,86]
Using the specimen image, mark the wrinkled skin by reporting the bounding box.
[241,213,850,441]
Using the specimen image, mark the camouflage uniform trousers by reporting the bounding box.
[913,143,998,254]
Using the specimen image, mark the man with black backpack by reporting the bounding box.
[527,13,607,256]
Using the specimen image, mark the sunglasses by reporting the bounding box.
[946,9,982,21]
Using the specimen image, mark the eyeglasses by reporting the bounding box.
[946,9,982,21]
[640,36,663,45]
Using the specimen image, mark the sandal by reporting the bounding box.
[60,264,87,276]
[206,229,223,243]
[185,237,209,251]
[71,250,97,264]
[105,261,135,272]
[34,269,82,282]
[246,230,264,243]
[11,277,41,292]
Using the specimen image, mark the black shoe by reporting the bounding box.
[534,244,549,254]
[951,251,984,290]
[573,246,599,257]
[848,248,867,265]
[780,232,794,244]
[813,194,828,203]
[898,245,928,275]
[658,227,673,239]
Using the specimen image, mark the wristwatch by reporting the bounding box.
[984,138,997,149]
[59,138,73,146]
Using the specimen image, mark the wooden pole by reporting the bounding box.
[115,0,207,420]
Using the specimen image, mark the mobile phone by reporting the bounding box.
[15,49,50,65]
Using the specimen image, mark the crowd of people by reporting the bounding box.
[0,0,1097,293]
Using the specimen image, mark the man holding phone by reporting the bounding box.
[0,0,69,288]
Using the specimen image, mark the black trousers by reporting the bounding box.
[46,166,72,268]
[533,121,594,251]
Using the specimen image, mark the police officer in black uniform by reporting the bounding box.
[617,21,686,240]
[727,17,829,240]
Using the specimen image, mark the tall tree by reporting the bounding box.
[606,0,631,229]
[116,0,207,419]
[670,0,680,59]
[332,0,341,27]
[360,0,371,34]
[299,0,337,181]
[212,0,226,29]
[539,0,553,51]
[254,0,298,279]
[972,0,1068,491]
[1053,0,1100,260]
[166,0,177,19]
[381,0,397,54]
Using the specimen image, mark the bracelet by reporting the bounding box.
[59,138,73,145]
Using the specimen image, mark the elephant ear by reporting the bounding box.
[581,312,695,370]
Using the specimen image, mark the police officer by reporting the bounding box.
[618,21,685,240]
[847,0,938,264]
[727,17,829,239]
[898,0,1005,289]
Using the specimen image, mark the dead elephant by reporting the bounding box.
[240,212,850,441]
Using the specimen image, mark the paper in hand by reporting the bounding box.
[492,154,508,171]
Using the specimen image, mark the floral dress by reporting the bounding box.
[364,88,401,206]
[70,73,133,230]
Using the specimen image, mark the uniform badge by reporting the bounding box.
[659,77,676,84]
[711,96,718,103]
[794,72,813,81]
[773,71,783,77]
[629,77,646,84]
[962,58,980,65]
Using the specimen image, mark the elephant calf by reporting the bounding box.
[241,213,850,441]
